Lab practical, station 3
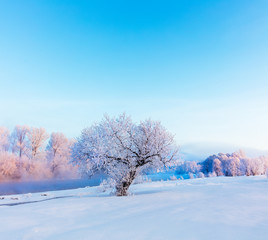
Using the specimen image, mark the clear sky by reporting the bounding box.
[0,0,268,154]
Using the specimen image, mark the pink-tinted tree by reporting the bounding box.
[47,132,78,179]
[10,125,30,158]
[0,151,20,181]
[0,127,10,151]
[212,158,223,176]
[28,127,49,159]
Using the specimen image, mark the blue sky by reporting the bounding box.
[0,0,268,154]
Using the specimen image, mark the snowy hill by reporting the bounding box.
[1,176,268,240]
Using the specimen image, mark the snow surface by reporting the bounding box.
[0,176,268,240]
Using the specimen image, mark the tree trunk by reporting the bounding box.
[116,170,136,196]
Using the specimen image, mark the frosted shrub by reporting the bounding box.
[176,161,200,174]
[188,173,194,179]
[170,175,177,181]
[99,178,116,192]
[133,175,151,184]
[208,172,217,177]
[197,172,205,178]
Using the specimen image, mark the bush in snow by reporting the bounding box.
[188,172,195,179]
[72,113,179,196]
[170,175,177,181]
[99,178,117,193]
[197,172,205,178]
[208,171,217,177]
[133,175,151,184]
[176,161,200,175]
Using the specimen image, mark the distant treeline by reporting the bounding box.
[1,125,268,182]
[176,151,268,177]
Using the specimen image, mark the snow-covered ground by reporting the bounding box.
[0,176,268,240]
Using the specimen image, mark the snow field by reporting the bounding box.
[0,176,268,240]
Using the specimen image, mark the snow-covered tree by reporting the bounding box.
[47,133,78,179]
[212,158,223,176]
[10,125,30,158]
[72,114,179,196]
[225,157,240,176]
[0,127,10,151]
[176,161,200,174]
[28,127,49,159]
[0,151,20,180]
[47,132,70,158]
